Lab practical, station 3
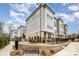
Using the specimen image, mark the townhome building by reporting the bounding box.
[26,4,68,43]
[26,4,58,43]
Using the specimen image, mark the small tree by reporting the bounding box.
[34,36,36,39]
[43,39,45,43]
[29,37,31,42]
[37,36,40,42]
[31,37,33,43]
[34,36,37,43]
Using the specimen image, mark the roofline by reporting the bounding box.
[11,30,17,33]
[44,4,55,14]
[64,24,68,27]
[26,4,41,22]
[58,18,64,23]
[26,4,55,22]
[54,17,58,20]
[18,25,26,29]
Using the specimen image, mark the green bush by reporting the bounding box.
[29,36,41,43]
[42,39,45,43]
[0,39,5,48]
[0,34,10,48]
[47,40,50,42]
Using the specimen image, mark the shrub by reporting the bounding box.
[43,39,45,43]
[29,37,31,42]
[41,50,46,56]
[47,40,50,42]
[34,36,37,43]
[0,34,10,48]
[37,36,40,42]
[34,36,36,39]
[50,50,55,54]
[0,39,5,48]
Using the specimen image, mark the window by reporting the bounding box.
[47,24,53,29]
[44,32,46,37]
[54,30,57,35]
[54,21,57,27]
[14,31,17,34]
[47,14,53,20]
[48,33,51,39]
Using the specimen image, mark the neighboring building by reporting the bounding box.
[26,4,68,43]
[10,30,17,40]
[10,26,26,41]
[17,26,26,38]
[64,24,68,38]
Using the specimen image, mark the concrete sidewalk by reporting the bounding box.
[54,42,79,56]
[0,41,14,56]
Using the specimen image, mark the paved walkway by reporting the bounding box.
[54,42,79,56]
[0,41,14,56]
[19,42,68,47]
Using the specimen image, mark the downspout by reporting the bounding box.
[40,5,42,43]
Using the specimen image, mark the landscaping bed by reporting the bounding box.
[10,42,69,56]
[0,33,10,50]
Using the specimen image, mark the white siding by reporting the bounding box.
[26,5,56,39]
[59,20,64,36]
[44,7,54,33]
[40,6,45,31]
[26,8,40,38]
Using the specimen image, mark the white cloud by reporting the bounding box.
[10,10,19,18]
[15,18,26,25]
[7,18,25,27]
[55,11,79,24]
[68,5,79,11]
[10,10,25,18]
[9,3,38,14]
[17,4,30,14]
[55,13,76,23]
[4,3,38,33]
[73,12,79,24]
[73,12,79,18]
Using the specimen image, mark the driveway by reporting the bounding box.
[54,42,79,56]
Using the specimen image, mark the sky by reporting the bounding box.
[0,3,79,34]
